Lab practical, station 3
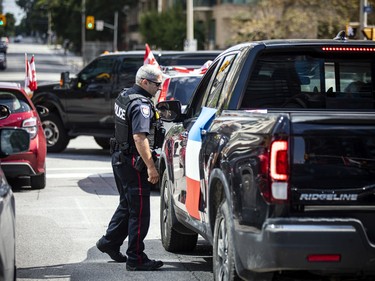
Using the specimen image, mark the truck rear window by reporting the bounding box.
[241,53,374,110]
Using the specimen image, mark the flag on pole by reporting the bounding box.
[24,54,37,91]
[29,55,38,91]
[144,43,160,69]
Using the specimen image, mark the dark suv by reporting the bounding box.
[32,50,221,152]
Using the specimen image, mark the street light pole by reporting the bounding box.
[114,11,118,52]
[81,0,86,64]
[360,0,368,40]
[185,0,197,51]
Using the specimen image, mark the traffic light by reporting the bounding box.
[86,15,95,30]
[0,14,6,27]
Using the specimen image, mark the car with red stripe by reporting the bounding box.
[156,35,375,280]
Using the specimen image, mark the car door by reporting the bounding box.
[173,53,237,222]
[66,55,116,129]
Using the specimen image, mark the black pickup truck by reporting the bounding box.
[31,50,221,152]
[156,35,375,280]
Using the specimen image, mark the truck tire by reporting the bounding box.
[41,113,70,152]
[160,170,198,252]
[94,137,110,150]
[213,200,273,281]
[213,200,240,281]
[31,173,46,189]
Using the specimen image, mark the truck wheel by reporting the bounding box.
[213,200,240,281]
[160,170,198,252]
[94,137,110,150]
[31,173,46,189]
[213,200,273,281]
[41,113,70,152]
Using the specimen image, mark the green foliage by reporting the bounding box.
[9,0,375,52]
[140,6,206,50]
[14,0,138,52]
[229,0,375,44]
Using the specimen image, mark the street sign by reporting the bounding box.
[362,27,375,40]
[364,5,373,13]
[96,20,104,31]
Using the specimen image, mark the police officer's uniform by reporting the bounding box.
[97,84,163,267]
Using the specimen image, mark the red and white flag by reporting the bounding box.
[24,54,38,91]
[144,43,160,68]
[29,55,38,91]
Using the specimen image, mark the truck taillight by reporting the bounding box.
[270,140,289,202]
[158,78,170,103]
[270,141,288,181]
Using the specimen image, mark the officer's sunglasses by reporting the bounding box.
[143,78,162,87]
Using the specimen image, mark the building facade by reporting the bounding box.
[126,0,258,50]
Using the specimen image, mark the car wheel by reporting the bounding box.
[94,137,110,150]
[31,173,46,189]
[213,200,240,281]
[160,169,198,252]
[213,200,273,281]
[41,113,69,152]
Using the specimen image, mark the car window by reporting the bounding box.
[0,91,31,113]
[168,76,202,105]
[187,59,220,118]
[240,52,374,110]
[204,54,236,109]
[80,57,115,82]
[117,57,144,88]
[159,53,220,68]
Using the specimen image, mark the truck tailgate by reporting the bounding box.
[290,113,375,206]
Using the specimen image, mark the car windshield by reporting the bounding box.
[168,76,202,105]
[0,91,31,113]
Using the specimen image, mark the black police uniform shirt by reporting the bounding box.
[127,85,155,141]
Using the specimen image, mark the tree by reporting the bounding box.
[229,0,373,44]
[140,6,206,50]
[15,0,138,52]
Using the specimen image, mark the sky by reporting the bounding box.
[3,0,25,25]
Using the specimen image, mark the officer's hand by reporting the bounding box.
[147,166,159,184]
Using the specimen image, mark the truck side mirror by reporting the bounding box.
[60,71,70,88]
[156,100,182,122]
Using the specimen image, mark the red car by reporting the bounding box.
[0,82,47,189]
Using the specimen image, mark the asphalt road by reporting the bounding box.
[14,136,213,281]
[0,37,83,84]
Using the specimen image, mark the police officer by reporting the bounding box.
[96,64,164,271]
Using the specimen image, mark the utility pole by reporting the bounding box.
[95,12,118,51]
[185,0,197,51]
[47,9,52,45]
[81,0,86,64]
[360,0,368,39]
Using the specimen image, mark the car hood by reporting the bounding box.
[34,81,60,93]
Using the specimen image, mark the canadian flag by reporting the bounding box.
[144,43,160,69]
[24,53,38,91]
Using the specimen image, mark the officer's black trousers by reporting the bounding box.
[101,150,153,265]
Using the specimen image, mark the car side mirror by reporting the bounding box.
[156,100,182,122]
[0,128,30,158]
[0,105,10,120]
[36,105,49,117]
[60,71,70,88]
